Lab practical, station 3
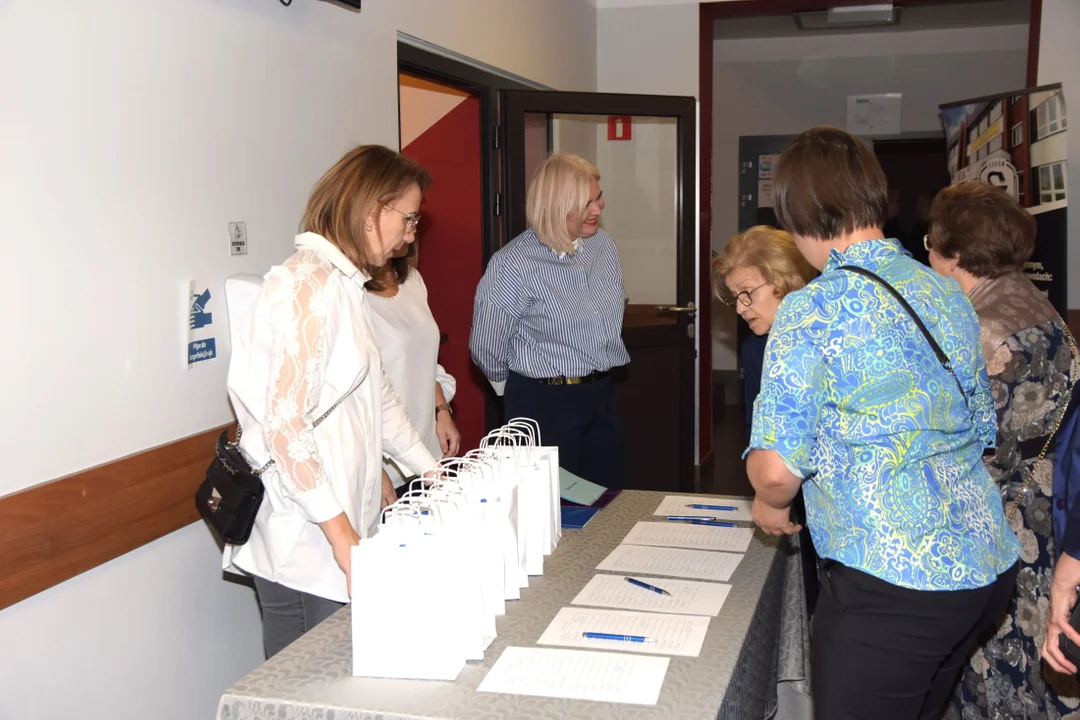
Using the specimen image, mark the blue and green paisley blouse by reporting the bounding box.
[749,238,1020,591]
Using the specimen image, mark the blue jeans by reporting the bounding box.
[253,576,344,658]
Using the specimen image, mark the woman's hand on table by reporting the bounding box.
[752,496,802,536]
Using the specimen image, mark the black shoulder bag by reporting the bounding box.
[196,399,346,545]
[838,265,970,408]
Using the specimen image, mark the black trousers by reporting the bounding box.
[504,372,627,489]
[812,560,1019,720]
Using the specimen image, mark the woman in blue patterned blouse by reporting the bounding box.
[746,126,1021,719]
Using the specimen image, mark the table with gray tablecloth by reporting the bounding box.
[218,490,811,720]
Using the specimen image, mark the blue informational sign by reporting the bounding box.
[188,338,217,365]
[187,280,218,368]
[190,288,213,330]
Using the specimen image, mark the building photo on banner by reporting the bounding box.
[939,83,1068,314]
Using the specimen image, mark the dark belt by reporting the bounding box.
[532,370,610,386]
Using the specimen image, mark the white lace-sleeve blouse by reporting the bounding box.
[223,232,438,603]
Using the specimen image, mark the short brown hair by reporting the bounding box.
[774,126,889,240]
[712,225,818,301]
[928,180,1035,278]
[301,145,430,274]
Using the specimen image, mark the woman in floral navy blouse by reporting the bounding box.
[929,181,1079,719]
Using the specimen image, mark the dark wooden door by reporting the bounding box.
[501,91,698,492]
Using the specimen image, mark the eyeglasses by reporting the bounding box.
[723,282,771,307]
[386,204,421,231]
[923,234,932,252]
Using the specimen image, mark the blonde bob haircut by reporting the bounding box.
[712,225,817,303]
[526,152,601,256]
[301,144,430,275]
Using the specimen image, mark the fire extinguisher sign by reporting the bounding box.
[607,116,632,141]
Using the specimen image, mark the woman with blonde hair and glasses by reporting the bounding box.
[713,225,819,610]
[713,225,818,431]
[225,145,439,658]
[471,152,630,488]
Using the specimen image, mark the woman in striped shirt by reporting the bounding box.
[470,153,630,488]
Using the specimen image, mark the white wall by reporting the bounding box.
[1037,0,1080,309]
[595,5,698,309]
[710,24,1029,369]
[0,0,596,717]
[597,3,699,96]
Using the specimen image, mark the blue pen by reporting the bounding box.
[582,632,655,643]
[683,519,735,527]
[626,577,671,596]
[687,503,737,511]
[667,515,714,522]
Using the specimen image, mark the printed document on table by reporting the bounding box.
[572,574,732,616]
[538,607,711,657]
[597,544,744,582]
[477,646,669,706]
[624,521,754,553]
[653,495,753,521]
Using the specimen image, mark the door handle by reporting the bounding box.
[657,303,696,314]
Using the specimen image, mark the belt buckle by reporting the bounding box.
[550,376,565,385]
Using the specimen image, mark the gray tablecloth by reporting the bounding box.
[218,490,811,720]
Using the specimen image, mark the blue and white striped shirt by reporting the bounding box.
[470,227,630,381]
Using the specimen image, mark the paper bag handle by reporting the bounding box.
[506,417,541,446]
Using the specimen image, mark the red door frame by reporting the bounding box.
[696,0,1043,463]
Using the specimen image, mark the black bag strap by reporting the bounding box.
[838,265,970,408]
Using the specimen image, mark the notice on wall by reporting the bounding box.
[186,279,217,368]
[846,94,902,136]
[758,154,780,209]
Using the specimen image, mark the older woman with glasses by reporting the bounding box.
[713,225,818,434]
[925,180,1079,719]
[224,145,439,658]
[713,225,820,612]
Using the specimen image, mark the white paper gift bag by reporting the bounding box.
[483,427,550,576]
[438,458,507,616]
[468,447,527,594]
[423,480,497,655]
[507,417,561,553]
[351,521,468,680]
[480,432,540,581]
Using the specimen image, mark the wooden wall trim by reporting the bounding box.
[0,423,233,611]
[1068,310,1080,341]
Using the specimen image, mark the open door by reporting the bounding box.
[501,91,697,493]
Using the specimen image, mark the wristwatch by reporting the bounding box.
[435,402,455,420]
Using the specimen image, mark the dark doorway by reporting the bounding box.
[876,138,951,267]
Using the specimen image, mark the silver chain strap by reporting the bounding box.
[232,394,349,477]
